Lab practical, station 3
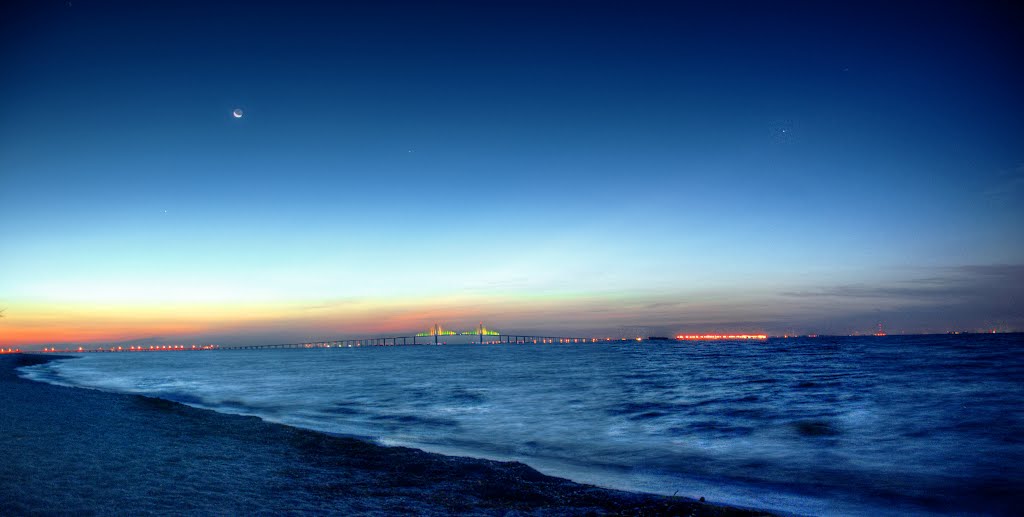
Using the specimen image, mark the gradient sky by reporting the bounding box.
[2,1,1022,346]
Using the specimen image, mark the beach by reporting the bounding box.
[1,354,767,515]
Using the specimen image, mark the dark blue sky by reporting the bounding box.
[1,1,1022,344]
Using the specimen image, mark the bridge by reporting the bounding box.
[222,334,604,350]
[33,323,611,353]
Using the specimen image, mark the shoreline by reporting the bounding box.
[2,354,771,516]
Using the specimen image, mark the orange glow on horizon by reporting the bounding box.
[0,295,512,346]
[0,322,207,346]
[0,293,784,348]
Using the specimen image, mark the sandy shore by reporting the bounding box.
[0,354,771,515]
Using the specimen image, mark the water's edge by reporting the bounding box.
[18,334,1022,517]
[13,353,776,516]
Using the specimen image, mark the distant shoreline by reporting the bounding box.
[13,331,1023,355]
[1,354,770,516]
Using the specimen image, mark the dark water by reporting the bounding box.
[21,335,1024,515]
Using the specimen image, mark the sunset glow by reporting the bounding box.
[1,3,1021,516]
[0,1,1020,349]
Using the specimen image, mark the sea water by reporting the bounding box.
[20,334,1024,516]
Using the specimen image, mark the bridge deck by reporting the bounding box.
[37,335,614,353]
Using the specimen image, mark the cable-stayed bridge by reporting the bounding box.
[35,323,609,353]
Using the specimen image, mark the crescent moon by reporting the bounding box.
[232,108,244,118]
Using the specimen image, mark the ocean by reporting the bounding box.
[19,334,1024,516]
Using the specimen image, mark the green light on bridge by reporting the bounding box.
[418,324,501,337]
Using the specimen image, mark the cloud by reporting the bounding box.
[983,164,1024,200]
[782,265,1023,302]
[778,264,1024,332]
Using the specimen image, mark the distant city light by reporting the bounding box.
[675,334,768,341]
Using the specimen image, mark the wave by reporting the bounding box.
[17,335,1024,517]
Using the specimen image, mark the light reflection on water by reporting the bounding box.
[21,335,1024,516]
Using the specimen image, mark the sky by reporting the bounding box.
[1,1,1023,346]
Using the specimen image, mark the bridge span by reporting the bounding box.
[35,328,612,354]
[223,333,605,350]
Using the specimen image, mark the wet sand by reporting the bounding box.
[1,354,771,515]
